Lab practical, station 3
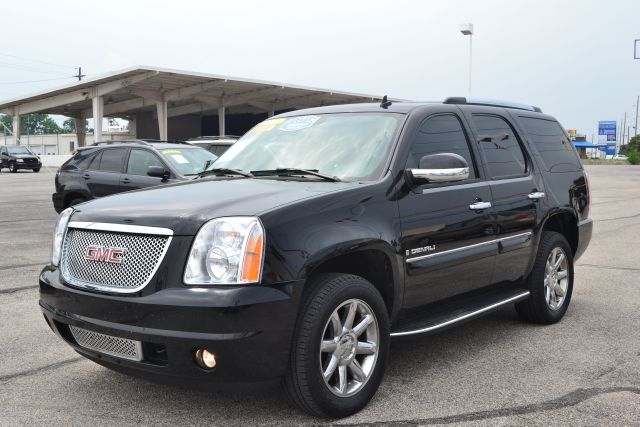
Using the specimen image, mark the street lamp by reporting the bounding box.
[460,23,474,97]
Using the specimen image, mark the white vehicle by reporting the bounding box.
[612,154,628,160]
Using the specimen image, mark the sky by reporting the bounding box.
[0,0,638,141]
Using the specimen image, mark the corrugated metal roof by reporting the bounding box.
[0,65,404,118]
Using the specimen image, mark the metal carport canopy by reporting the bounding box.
[0,65,401,146]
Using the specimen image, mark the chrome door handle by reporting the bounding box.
[528,192,545,200]
[469,201,492,210]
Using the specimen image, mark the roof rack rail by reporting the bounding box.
[443,97,542,113]
[188,135,241,140]
[91,139,149,146]
[140,139,189,144]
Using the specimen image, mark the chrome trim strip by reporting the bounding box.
[406,232,532,264]
[390,291,530,337]
[67,221,174,236]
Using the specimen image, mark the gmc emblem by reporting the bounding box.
[83,245,125,264]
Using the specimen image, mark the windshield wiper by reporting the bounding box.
[250,168,341,182]
[198,168,254,178]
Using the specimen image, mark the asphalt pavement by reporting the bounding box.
[0,165,638,426]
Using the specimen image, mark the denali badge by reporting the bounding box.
[83,245,125,264]
[406,245,436,257]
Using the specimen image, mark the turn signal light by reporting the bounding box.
[240,224,264,282]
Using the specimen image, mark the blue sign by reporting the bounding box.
[606,143,617,156]
[598,121,617,142]
[597,144,608,151]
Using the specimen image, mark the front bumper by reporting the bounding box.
[14,161,41,170]
[39,268,302,386]
[574,218,593,260]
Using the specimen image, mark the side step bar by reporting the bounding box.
[390,290,530,338]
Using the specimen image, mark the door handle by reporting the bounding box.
[121,177,130,184]
[469,201,492,210]
[528,192,545,200]
[82,173,91,180]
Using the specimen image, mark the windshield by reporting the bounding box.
[7,146,32,155]
[159,147,218,176]
[211,113,403,181]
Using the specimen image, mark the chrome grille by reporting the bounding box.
[69,326,143,361]
[60,224,171,293]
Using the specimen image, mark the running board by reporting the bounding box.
[390,289,530,338]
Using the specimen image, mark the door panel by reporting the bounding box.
[400,183,497,308]
[398,113,497,309]
[121,148,173,191]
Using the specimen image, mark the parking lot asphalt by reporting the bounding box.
[0,165,638,426]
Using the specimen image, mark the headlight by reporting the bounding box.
[16,158,24,163]
[184,217,265,285]
[51,208,73,266]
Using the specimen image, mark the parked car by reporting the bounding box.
[40,98,592,417]
[0,144,42,172]
[612,154,628,160]
[51,140,217,212]
[187,135,239,156]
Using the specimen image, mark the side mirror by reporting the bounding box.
[147,165,170,181]
[407,153,469,186]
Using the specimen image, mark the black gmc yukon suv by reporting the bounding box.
[40,98,592,418]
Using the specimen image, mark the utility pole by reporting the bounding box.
[460,23,474,97]
[622,113,627,146]
[635,95,639,137]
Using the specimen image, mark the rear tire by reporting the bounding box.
[516,231,574,324]
[33,168,40,173]
[283,273,389,418]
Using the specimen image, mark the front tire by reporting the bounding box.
[284,273,389,418]
[516,231,574,324]
[10,162,17,173]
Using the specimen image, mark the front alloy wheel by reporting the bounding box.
[284,273,389,418]
[320,299,379,397]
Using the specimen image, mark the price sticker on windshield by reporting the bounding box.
[279,115,320,132]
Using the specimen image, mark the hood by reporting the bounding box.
[70,177,361,235]
[14,154,39,159]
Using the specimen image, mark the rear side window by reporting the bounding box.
[471,115,527,179]
[518,117,582,172]
[407,114,477,179]
[74,150,98,170]
[98,148,126,173]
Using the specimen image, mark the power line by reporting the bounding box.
[0,77,76,85]
[0,52,77,70]
[0,60,71,76]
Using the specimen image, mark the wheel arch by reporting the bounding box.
[538,209,579,256]
[302,242,402,320]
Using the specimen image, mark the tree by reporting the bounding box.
[0,113,62,135]
[62,118,93,134]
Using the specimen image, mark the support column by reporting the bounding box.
[218,103,226,136]
[92,96,104,143]
[156,101,168,140]
[12,114,20,145]
[74,117,86,147]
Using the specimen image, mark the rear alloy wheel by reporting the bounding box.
[516,231,574,324]
[284,273,389,418]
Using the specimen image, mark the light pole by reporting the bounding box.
[460,23,474,97]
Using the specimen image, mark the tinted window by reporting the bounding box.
[407,114,476,178]
[97,148,126,173]
[472,115,527,178]
[75,150,98,170]
[127,149,164,175]
[518,117,581,172]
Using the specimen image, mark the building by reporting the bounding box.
[0,65,396,149]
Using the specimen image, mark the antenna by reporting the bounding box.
[74,67,86,81]
[380,95,392,109]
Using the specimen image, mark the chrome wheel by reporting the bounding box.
[319,298,379,397]
[545,247,569,310]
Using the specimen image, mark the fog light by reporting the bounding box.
[195,348,217,369]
